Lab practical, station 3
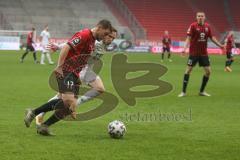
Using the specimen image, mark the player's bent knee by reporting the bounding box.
[95,86,105,93]
[185,68,192,75]
[205,70,211,77]
[186,70,191,75]
[91,80,105,93]
[61,93,76,105]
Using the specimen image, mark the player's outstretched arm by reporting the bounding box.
[182,36,191,56]
[224,38,227,47]
[211,37,224,49]
[55,44,70,75]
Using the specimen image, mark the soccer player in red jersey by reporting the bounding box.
[20,27,38,63]
[35,29,118,125]
[24,20,112,135]
[161,30,172,62]
[224,31,236,72]
[178,12,224,97]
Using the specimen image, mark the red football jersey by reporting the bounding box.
[27,31,33,45]
[162,36,171,48]
[226,35,234,53]
[187,22,213,56]
[62,29,95,76]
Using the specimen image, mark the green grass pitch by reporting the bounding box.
[0,50,240,160]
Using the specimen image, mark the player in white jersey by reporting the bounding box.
[35,28,117,124]
[40,25,54,65]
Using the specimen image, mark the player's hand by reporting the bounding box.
[220,44,225,50]
[52,43,60,50]
[69,104,77,119]
[221,45,226,54]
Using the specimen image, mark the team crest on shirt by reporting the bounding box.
[72,38,81,46]
[205,27,208,32]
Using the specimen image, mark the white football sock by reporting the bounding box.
[46,52,53,63]
[40,52,45,64]
[77,89,101,106]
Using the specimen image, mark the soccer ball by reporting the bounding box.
[108,120,126,139]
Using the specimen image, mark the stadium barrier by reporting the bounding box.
[0,36,20,50]
[0,34,239,55]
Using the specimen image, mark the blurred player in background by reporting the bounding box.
[40,25,54,65]
[20,27,38,63]
[224,31,236,72]
[178,12,224,97]
[161,30,172,62]
[35,28,118,125]
[24,20,112,136]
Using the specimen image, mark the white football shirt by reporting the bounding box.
[40,30,51,45]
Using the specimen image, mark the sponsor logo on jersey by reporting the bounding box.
[72,38,81,46]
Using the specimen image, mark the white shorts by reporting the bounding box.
[41,44,48,53]
[79,65,100,85]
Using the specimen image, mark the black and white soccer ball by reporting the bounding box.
[108,120,126,139]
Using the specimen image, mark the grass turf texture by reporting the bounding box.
[0,50,240,160]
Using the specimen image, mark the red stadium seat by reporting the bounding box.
[228,0,240,30]
[122,0,232,40]
[123,0,193,40]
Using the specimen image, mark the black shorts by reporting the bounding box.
[163,47,170,53]
[187,55,210,67]
[226,52,233,59]
[26,44,35,52]
[56,72,80,95]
